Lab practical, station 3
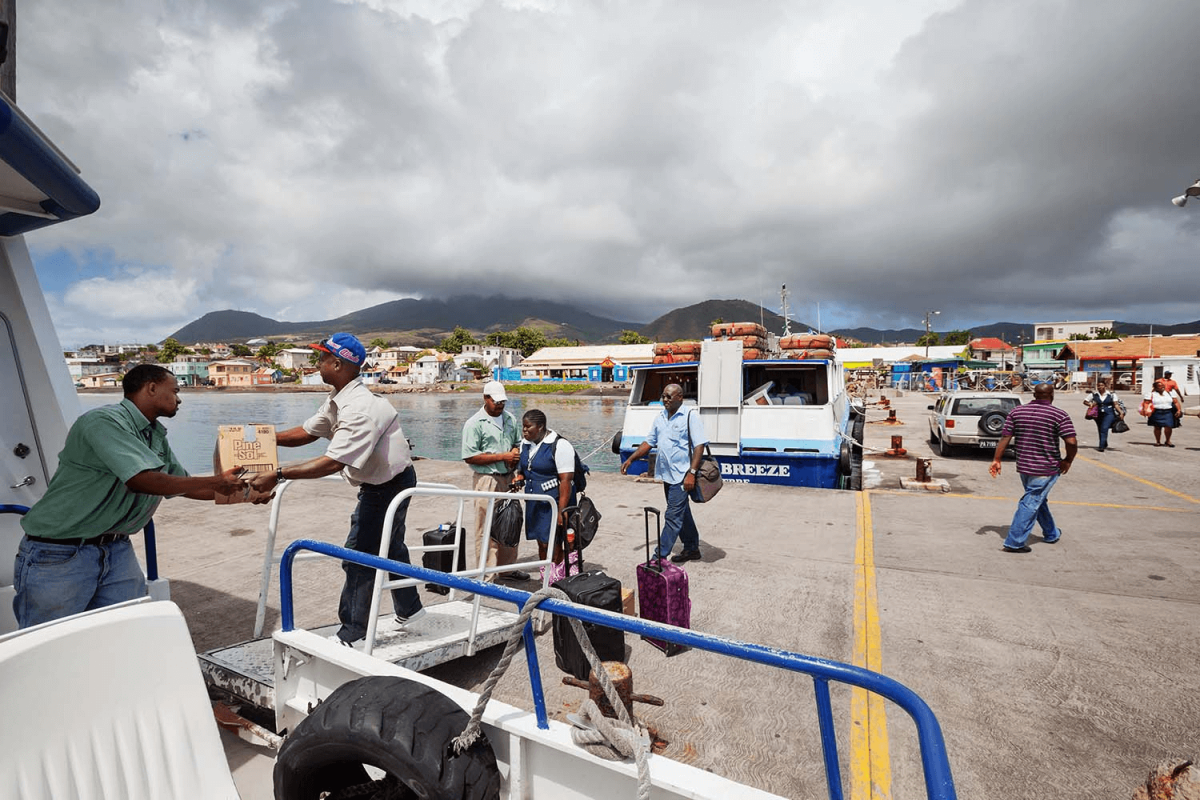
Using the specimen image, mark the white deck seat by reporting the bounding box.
[0,601,238,799]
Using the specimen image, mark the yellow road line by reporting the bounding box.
[851,491,891,799]
[1073,455,1200,505]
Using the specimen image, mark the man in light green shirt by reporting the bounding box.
[15,364,247,628]
[461,380,527,581]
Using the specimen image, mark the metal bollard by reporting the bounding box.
[915,458,931,482]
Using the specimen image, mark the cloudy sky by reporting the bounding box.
[17,0,1200,346]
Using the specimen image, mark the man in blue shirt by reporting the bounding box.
[620,383,707,562]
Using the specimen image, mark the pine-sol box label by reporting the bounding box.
[213,424,278,504]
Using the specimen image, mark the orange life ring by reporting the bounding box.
[788,348,834,360]
[780,334,833,350]
[712,322,767,339]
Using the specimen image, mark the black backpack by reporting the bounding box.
[552,436,589,493]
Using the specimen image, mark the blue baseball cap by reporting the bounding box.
[312,332,366,366]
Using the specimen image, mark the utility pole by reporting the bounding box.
[923,310,940,358]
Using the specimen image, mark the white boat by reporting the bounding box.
[0,41,954,800]
[614,340,866,490]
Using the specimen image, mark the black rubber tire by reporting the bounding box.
[610,429,623,455]
[274,676,500,800]
[938,434,953,458]
[928,426,938,445]
[848,413,865,490]
[839,440,852,475]
[979,409,1008,437]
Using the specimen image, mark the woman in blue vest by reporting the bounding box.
[516,409,578,564]
[1082,377,1122,452]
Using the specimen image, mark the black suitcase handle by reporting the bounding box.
[644,506,664,571]
[562,504,582,578]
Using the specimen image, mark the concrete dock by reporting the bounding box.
[144,389,1199,799]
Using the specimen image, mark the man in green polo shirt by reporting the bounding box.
[461,380,529,581]
[15,364,247,628]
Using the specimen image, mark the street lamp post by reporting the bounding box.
[923,310,941,358]
[1172,179,1200,207]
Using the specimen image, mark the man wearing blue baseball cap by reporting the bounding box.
[250,332,423,646]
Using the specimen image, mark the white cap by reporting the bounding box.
[483,380,508,402]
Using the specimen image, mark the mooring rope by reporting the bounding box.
[452,586,652,800]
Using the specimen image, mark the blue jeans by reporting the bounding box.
[1002,474,1062,549]
[657,482,700,559]
[337,465,421,642]
[13,536,147,628]
[1094,408,1116,449]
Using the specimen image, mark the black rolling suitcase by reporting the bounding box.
[421,521,466,595]
[551,518,625,680]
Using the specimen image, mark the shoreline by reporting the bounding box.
[77,382,630,398]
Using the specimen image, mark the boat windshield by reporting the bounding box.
[632,367,699,405]
[742,364,829,406]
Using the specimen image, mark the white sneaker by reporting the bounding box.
[394,608,427,627]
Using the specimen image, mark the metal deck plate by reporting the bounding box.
[200,601,520,708]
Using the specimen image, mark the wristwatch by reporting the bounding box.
[688,468,699,475]
[276,467,284,482]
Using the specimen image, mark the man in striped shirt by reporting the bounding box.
[988,383,1078,553]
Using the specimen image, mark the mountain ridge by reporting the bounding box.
[166,298,1200,348]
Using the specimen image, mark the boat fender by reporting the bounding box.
[839,440,852,475]
[611,430,624,454]
[274,675,500,800]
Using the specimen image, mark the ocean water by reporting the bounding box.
[77,391,627,477]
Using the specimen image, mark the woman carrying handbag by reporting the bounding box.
[1082,378,1119,452]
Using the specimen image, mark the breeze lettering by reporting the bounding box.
[719,463,791,478]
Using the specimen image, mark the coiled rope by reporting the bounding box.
[452,586,652,799]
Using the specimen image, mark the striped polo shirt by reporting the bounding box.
[999,399,1077,476]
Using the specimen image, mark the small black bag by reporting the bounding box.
[566,494,602,549]
[1111,417,1130,434]
[491,491,523,548]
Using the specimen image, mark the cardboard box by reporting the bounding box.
[213,424,278,504]
[621,587,636,617]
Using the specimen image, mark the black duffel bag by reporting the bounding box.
[491,491,523,548]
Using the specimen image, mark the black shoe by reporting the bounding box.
[502,570,532,582]
[671,550,702,563]
[1001,545,1032,553]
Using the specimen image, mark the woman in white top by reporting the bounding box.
[515,409,579,564]
[1143,378,1182,447]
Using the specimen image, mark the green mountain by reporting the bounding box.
[641,299,804,341]
[166,295,641,346]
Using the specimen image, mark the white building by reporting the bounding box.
[372,346,425,372]
[274,347,315,371]
[460,343,523,370]
[1033,320,1115,342]
[64,357,109,379]
[409,352,457,384]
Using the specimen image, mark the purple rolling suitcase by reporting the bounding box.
[636,506,691,656]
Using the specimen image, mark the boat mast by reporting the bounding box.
[780,284,791,337]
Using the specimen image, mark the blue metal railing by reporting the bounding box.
[0,505,158,580]
[278,539,957,800]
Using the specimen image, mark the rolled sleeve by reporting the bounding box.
[687,410,709,447]
[303,405,334,439]
[461,420,484,460]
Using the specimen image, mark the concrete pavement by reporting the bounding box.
[144,387,1199,799]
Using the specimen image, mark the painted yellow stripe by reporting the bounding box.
[851,491,891,799]
[1073,455,1200,505]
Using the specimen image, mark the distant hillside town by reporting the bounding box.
[65,317,1200,395]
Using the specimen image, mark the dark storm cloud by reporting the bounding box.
[16,0,1200,343]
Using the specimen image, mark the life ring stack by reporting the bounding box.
[652,340,703,364]
[711,322,770,360]
[779,333,835,360]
